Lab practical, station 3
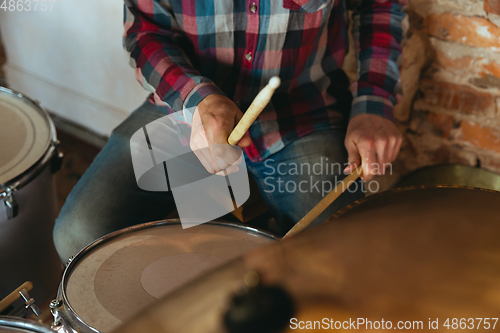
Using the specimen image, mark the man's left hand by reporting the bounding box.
[343,114,402,181]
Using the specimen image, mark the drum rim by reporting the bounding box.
[0,316,55,333]
[330,184,500,221]
[57,219,278,333]
[0,86,58,194]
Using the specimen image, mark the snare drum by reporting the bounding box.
[50,220,276,333]
[0,316,54,333]
[0,87,63,305]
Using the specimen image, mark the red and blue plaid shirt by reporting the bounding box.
[124,0,407,162]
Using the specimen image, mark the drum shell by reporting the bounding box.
[0,162,62,305]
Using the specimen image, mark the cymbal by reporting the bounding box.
[396,164,500,191]
[114,187,500,333]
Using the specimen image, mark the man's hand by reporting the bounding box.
[190,94,251,174]
[343,114,402,181]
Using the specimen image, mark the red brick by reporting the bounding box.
[420,80,496,116]
[479,61,500,79]
[485,0,500,15]
[434,50,500,80]
[435,51,474,71]
[479,154,500,174]
[459,121,500,153]
[423,14,500,50]
[427,112,456,138]
[430,144,476,165]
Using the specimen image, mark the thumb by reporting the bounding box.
[236,132,252,148]
[344,142,361,174]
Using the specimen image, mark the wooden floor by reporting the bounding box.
[55,130,102,213]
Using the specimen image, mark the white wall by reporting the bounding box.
[0,0,149,136]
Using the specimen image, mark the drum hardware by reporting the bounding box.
[0,282,34,314]
[282,165,363,239]
[0,282,40,318]
[48,299,63,330]
[0,138,63,219]
[66,256,74,268]
[1,187,18,219]
[223,272,295,333]
[18,289,41,317]
[0,316,55,333]
[50,140,64,174]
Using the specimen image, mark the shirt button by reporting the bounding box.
[249,3,257,13]
[245,52,253,61]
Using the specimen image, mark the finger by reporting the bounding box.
[193,137,217,174]
[375,138,388,175]
[205,119,241,172]
[193,146,217,174]
[383,137,397,172]
[213,144,241,167]
[382,137,397,175]
[211,143,244,173]
[207,144,228,174]
[236,132,252,148]
[190,114,217,173]
[390,136,402,162]
[358,141,377,181]
[344,141,361,174]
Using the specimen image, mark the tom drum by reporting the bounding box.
[0,86,63,306]
[49,220,277,333]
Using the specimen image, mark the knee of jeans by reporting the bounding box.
[53,211,100,264]
[53,218,72,264]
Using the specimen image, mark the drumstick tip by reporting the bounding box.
[268,76,281,89]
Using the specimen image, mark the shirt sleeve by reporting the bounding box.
[123,0,224,117]
[350,0,407,121]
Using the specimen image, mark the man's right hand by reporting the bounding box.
[190,94,251,174]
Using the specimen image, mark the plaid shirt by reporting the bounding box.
[123,0,407,162]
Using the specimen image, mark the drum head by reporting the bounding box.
[0,88,51,186]
[63,221,275,332]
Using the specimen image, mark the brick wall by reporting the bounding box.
[370,0,500,189]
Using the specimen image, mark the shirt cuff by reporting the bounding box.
[350,84,396,122]
[182,82,226,125]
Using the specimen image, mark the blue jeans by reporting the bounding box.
[53,101,364,262]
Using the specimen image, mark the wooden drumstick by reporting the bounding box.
[282,165,363,239]
[0,281,33,313]
[228,76,281,145]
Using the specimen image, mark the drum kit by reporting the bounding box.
[1,83,500,333]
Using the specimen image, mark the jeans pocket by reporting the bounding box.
[283,0,332,12]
